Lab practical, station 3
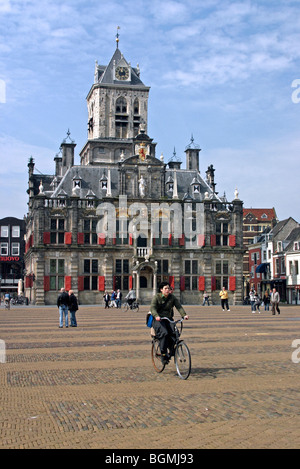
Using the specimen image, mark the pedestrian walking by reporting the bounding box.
[264,291,270,311]
[254,293,261,314]
[57,288,70,328]
[219,286,230,311]
[116,289,122,308]
[249,289,256,313]
[103,291,110,308]
[271,288,280,315]
[202,291,210,306]
[68,290,78,327]
[110,290,117,307]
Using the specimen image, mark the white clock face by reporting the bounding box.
[115,66,129,80]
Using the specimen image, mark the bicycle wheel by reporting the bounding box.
[122,302,129,312]
[132,302,139,312]
[151,340,165,373]
[174,341,191,380]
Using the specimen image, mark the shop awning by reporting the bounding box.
[256,263,269,273]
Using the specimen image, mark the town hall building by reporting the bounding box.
[24,40,244,305]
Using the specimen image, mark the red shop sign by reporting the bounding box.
[0,256,20,262]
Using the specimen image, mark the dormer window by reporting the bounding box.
[190,177,201,195]
[73,179,81,189]
[100,174,107,191]
[166,176,174,193]
[86,190,96,208]
[57,190,67,207]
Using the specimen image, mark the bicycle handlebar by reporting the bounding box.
[160,317,184,324]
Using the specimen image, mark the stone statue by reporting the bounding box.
[139,176,146,197]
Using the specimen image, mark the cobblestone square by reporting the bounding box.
[0,303,299,449]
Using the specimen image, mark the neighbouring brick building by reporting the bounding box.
[0,217,25,297]
[243,208,278,296]
[24,41,244,305]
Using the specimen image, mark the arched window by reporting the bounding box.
[134,98,139,115]
[115,97,128,138]
[116,97,127,113]
[133,98,140,137]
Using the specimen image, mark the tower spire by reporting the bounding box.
[116,26,120,49]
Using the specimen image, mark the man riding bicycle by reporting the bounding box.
[125,289,136,309]
[150,281,189,364]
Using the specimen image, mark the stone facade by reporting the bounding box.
[24,45,244,306]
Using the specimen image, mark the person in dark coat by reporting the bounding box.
[103,291,110,308]
[68,290,78,327]
[57,288,70,328]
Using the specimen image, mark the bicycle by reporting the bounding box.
[122,300,139,312]
[151,317,191,380]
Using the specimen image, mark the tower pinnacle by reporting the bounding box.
[116,26,120,49]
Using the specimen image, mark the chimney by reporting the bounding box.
[185,135,201,171]
[60,130,76,176]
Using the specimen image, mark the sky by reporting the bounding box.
[0,0,300,222]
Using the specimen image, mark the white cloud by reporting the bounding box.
[0,0,11,13]
[0,0,299,224]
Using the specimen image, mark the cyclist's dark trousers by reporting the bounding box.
[153,320,176,355]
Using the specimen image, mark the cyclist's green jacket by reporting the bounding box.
[150,293,186,319]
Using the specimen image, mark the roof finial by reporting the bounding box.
[116,26,120,48]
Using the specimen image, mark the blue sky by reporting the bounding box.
[0,0,300,222]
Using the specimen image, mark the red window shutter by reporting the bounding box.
[179,234,185,246]
[44,276,50,292]
[211,276,216,291]
[198,276,205,291]
[229,235,236,247]
[168,234,172,246]
[129,234,133,245]
[98,276,105,291]
[211,235,216,247]
[65,276,72,291]
[78,276,84,291]
[43,231,50,244]
[98,233,106,245]
[25,276,31,288]
[77,232,84,244]
[180,276,185,291]
[112,236,116,245]
[229,276,236,291]
[129,275,133,290]
[197,234,205,247]
[65,232,72,245]
[169,276,175,289]
[152,237,156,246]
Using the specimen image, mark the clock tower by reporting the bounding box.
[81,40,150,165]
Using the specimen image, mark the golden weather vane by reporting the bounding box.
[116,26,120,48]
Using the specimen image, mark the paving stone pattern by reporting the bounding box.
[0,303,300,449]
